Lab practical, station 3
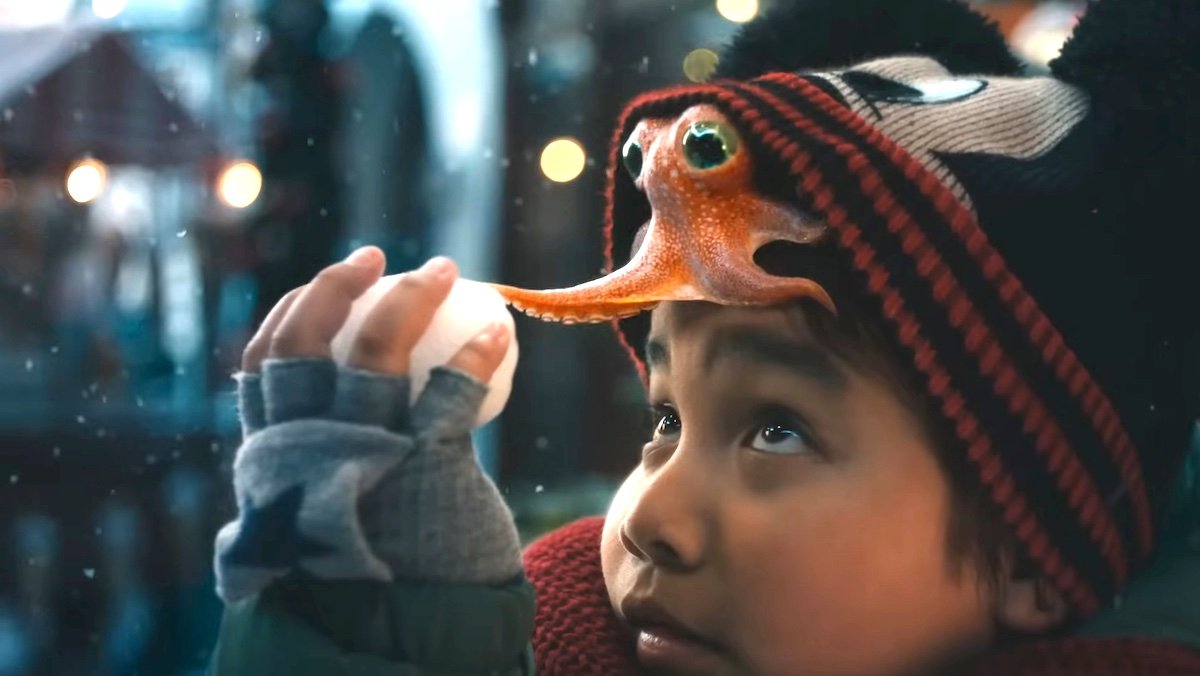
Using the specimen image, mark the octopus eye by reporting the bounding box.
[682,121,739,170]
[622,135,644,181]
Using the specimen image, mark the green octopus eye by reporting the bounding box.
[622,135,644,180]
[682,121,740,170]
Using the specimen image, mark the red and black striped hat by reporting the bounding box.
[602,0,1200,616]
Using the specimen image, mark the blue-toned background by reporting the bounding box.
[0,0,1079,672]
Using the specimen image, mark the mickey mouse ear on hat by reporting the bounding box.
[1050,0,1200,323]
[1049,0,1200,501]
[1051,0,1200,177]
[714,0,1023,81]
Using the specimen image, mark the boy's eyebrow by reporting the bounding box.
[645,337,669,370]
[705,328,846,390]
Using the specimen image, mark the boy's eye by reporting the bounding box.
[650,405,681,439]
[747,414,814,455]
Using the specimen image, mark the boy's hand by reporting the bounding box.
[217,246,523,603]
[241,246,510,382]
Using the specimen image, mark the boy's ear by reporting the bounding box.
[995,576,1070,633]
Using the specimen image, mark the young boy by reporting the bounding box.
[210,0,1200,673]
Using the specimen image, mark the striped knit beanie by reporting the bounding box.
[497,0,1200,617]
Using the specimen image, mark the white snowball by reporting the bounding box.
[330,274,519,428]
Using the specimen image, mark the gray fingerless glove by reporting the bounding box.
[360,366,523,583]
[214,358,522,603]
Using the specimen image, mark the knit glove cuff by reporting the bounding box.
[215,359,521,604]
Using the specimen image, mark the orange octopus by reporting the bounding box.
[492,104,834,324]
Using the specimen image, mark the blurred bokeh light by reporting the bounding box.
[539,138,587,183]
[683,48,720,82]
[217,161,263,209]
[716,0,759,23]
[65,158,108,204]
[1010,2,1082,68]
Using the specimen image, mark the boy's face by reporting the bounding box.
[601,302,998,676]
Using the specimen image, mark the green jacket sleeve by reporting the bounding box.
[210,574,536,676]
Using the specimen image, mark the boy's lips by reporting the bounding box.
[621,596,730,673]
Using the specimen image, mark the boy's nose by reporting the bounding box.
[618,465,709,571]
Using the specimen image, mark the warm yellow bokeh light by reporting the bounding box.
[92,0,127,19]
[1021,28,1071,67]
[218,161,263,208]
[683,48,720,83]
[716,0,758,23]
[539,138,586,183]
[66,158,107,204]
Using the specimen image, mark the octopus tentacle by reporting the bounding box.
[491,223,693,323]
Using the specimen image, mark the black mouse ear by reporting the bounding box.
[1051,0,1200,337]
[714,0,1022,81]
[1052,0,1200,142]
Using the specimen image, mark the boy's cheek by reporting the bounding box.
[600,466,648,608]
[710,468,990,674]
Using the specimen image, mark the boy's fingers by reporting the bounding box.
[269,247,385,360]
[445,323,510,383]
[242,285,305,373]
[347,257,456,375]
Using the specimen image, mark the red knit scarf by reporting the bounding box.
[523,517,1200,675]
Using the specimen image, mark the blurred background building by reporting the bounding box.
[0,0,1083,672]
